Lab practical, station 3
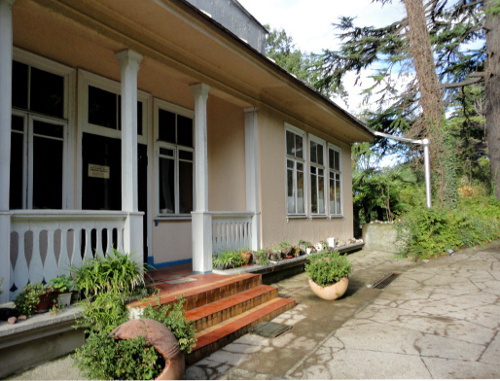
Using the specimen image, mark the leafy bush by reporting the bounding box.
[212,250,246,269]
[73,249,146,299]
[73,330,163,380]
[305,251,352,287]
[397,195,500,258]
[14,283,48,317]
[142,296,197,353]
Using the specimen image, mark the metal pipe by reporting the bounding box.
[373,131,432,208]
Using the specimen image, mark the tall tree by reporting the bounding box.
[314,0,499,199]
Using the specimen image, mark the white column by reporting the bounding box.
[244,108,261,251]
[116,49,143,261]
[190,83,212,273]
[0,0,15,302]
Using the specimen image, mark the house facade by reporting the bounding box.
[0,0,374,302]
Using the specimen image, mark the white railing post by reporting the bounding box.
[191,83,212,273]
[244,108,261,251]
[0,0,15,303]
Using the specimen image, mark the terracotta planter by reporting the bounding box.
[36,291,57,312]
[308,277,349,301]
[111,319,185,380]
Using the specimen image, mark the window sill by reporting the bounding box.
[154,216,192,225]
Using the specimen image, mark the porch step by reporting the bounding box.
[127,272,296,364]
[186,297,296,365]
[185,284,279,331]
[128,272,261,312]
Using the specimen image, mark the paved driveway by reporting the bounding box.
[186,242,500,379]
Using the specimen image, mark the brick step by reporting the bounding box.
[186,297,296,365]
[128,273,262,312]
[185,285,279,331]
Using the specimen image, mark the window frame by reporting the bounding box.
[328,143,343,217]
[309,135,327,217]
[285,124,307,217]
[154,99,194,219]
[11,49,74,210]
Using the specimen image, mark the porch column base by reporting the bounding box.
[0,212,11,303]
[191,212,212,273]
[124,212,144,272]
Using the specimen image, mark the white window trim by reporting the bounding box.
[328,143,343,217]
[154,98,194,219]
[285,123,307,218]
[12,49,75,209]
[309,134,327,217]
[76,69,151,209]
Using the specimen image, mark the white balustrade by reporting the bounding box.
[9,210,127,298]
[211,212,253,254]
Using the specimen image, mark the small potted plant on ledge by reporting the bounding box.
[49,274,75,308]
[14,282,57,317]
[305,251,352,301]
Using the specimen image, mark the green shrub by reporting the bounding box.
[142,296,197,353]
[212,250,246,269]
[73,249,146,299]
[73,330,163,380]
[254,249,270,266]
[397,195,500,258]
[14,283,47,317]
[305,251,352,287]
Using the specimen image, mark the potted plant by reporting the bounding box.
[212,250,246,270]
[14,282,57,317]
[239,248,253,265]
[305,251,352,301]
[49,274,75,308]
[254,249,270,266]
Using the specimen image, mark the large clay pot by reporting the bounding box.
[308,277,349,301]
[111,319,185,380]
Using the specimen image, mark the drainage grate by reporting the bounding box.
[252,322,292,338]
[369,272,401,289]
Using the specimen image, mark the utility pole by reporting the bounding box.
[373,132,432,208]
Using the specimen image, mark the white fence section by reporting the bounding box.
[211,212,254,254]
[9,210,127,298]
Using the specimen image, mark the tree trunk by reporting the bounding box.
[404,0,457,207]
[485,0,500,199]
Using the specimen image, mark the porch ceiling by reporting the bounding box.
[16,0,374,143]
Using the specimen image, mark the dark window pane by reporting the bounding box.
[32,135,63,209]
[12,113,24,132]
[88,86,118,129]
[311,173,317,214]
[177,115,193,147]
[317,144,324,165]
[158,109,176,143]
[179,150,193,161]
[12,61,28,109]
[179,161,193,214]
[33,120,64,139]
[310,142,317,163]
[287,167,294,213]
[159,157,175,214]
[30,67,64,118]
[286,131,294,156]
[137,101,143,135]
[295,135,303,158]
[82,133,121,210]
[10,116,24,209]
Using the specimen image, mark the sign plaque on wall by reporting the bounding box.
[88,164,110,179]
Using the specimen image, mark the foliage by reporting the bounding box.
[212,250,246,269]
[397,195,500,258]
[73,330,163,380]
[49,274,75,293]
[75,292,129,334]
[142,296,197,353]
[305,251,352,287]
[254,249,270,266]
[264,27,320,87]
[72,249,145,299]
[14,282,48,317]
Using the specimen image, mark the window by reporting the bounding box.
[285,125,343,218]
[310,137,326,215]
[10,59,69,209]
[329,144,342,216]
[156,105,194,216]
[286,128,306,215]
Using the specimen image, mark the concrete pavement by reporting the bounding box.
[7,241,500,380]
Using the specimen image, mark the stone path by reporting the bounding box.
[186,242,500,379]
[7,242,499,380]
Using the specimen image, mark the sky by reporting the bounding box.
[237,0,407,112]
